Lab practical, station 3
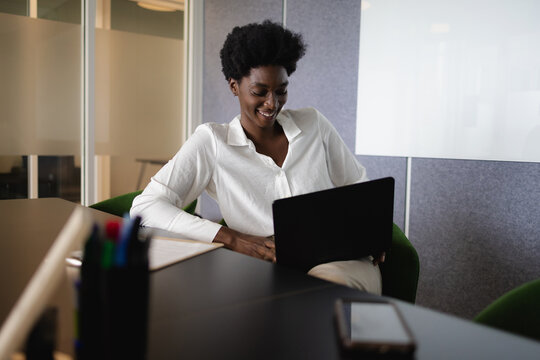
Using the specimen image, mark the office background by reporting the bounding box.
[1,0,538,322]
[201,0,540,320]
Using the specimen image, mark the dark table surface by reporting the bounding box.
[147,247,540,359]
[2,198,539,359]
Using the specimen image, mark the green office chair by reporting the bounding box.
[379,224,420,304]
[89,190,197,217]
[474,278,540,341]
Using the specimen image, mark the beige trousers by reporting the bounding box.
[307,257,382,295]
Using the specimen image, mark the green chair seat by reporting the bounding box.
[379,224,420,303]
[474,278,540,341]
[89,190,197,217]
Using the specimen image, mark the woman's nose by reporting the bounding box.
[265,93,278,109]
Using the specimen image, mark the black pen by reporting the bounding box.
[79,224,101,360]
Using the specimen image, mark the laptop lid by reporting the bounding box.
[272,177,394,273]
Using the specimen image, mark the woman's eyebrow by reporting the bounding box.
[251,81,289,88]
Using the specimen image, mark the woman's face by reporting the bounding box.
[229,65,289,132]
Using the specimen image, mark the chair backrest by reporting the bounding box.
[474,278,540,341]
[379,224,420,303]
[89,190,143,217]
[89,191,198,217]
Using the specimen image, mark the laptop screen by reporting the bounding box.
[272,177,394,272]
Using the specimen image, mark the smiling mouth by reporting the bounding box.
[257,109,277,120]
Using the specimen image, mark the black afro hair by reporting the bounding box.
[220,20,306,81]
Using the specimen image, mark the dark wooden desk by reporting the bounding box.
[1,199,539,359]
[146,248,540,359]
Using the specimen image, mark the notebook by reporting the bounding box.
[272,177,395,273]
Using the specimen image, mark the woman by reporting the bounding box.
[131,21,383,294]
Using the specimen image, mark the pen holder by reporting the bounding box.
[77,219,150,360]
[108,263,149,359]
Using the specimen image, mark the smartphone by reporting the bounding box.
[334,298,416,356]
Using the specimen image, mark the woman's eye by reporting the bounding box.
[250,89,287,97]
[251,90,266,97]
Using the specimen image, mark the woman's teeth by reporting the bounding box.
[258,110,275,118]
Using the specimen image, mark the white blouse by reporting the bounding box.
[130,107,367,242]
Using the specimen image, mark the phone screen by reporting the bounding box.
[336,299,416,354]
[347,302,411,344]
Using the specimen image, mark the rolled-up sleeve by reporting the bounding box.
[130,125,222,242]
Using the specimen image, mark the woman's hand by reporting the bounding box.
[372,252,386,266]
[214,226,276,262]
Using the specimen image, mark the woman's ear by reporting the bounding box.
[229,78,239,96]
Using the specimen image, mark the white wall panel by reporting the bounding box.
[356,0,540,162]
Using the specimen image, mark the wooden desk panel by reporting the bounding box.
[0,199,117,323]
[0,198,120,355]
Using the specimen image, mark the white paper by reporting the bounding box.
[149,237,222,271]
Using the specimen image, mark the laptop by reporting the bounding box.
[272,177,394,273]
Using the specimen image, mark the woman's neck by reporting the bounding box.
[241,120,283,144]
[241,121,289,167]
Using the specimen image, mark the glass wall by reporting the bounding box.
[0,0,186,203]
[39,0,81,24]
[0,1,27,16]
[0,0,81,201]
[0,156,27,199]
[95,0,185,201]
